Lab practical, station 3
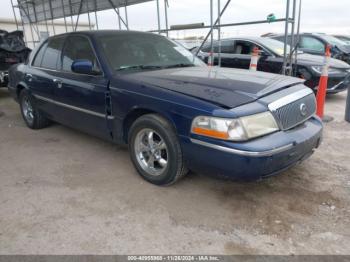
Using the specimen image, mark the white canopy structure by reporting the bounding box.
[10,0,302,76]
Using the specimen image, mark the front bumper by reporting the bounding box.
[305,73,350,94]
[326,75,350,93]
[180,116,323,181]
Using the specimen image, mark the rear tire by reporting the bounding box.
[19,89,50,129]
[128,114,188,186]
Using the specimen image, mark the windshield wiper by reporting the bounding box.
[116,65,163,71]
[163,63,195,69]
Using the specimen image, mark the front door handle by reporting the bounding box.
[53,79,62,89]
[25,73,33,82]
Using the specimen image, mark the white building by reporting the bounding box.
[0,18,93,49]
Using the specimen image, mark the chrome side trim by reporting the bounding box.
[329,81,344,90]
[33,94,114,119]
[190,138,294,157]
[268,88,313,111]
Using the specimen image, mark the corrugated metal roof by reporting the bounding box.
[17,0,153,23]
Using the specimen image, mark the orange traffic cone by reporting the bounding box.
[208,51,214,67]
[316,45,331,118]
[249,47,260,71]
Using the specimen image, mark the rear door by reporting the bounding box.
[217,40,236,68]
[26,36,65,116]
[53,35,110,140]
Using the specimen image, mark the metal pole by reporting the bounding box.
[87,0,92,30]
[196,0,231,56]
[217,0,221,67]
[209,0,214,65]
[125,0,129,30]
[156,0,161,33]
[31,2,41,38]
[94,0,99,29]
[345,86,350,122]
[294,0,302,76]
[151,18,288,33]
[60,0,68,32]
[42,0,50,35]
[288,0,297,76]
[24,3,35,48]
[17,4,28,45]
[68,0,75,31]
[48,0,56,35]
[117,8,122,29]
[282,0,290,75]
[164,0,169,37]
[10,0,19,30]
[75,0,84,31]
[108,0,129,29]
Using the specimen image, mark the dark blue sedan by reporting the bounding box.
[8,30,323,185]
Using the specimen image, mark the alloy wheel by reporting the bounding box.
[134,128,168,176]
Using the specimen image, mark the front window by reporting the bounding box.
[98,33,205,71]
[300,36,325,52]
[258,38,292,56]
[61,35,101,73]
[234,41,256,55]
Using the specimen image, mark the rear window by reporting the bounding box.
[201,40,234,53]
[40,36,65,70]
[32,42,48,67]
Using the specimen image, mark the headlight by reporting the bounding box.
[311,66,344,75]
[191,112,279,141]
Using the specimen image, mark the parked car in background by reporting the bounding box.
[267,33,350,64]
[0,30,31,87]
[333,35,350,45]
[192,37,350,94]
[8,30,323,185]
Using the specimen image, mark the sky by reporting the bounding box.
[1,0,350,39]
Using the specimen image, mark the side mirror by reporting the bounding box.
[71,59,94,75]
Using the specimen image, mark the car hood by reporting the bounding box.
[337,44,350,54]
[296,53,350,69]
[121,67,304,108]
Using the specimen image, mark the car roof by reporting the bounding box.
[204,36,275,44]
[47,30,159,40]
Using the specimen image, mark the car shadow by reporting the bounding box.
[0,88,10,99]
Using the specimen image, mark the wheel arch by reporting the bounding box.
[122,107,178,144]
[16,81,29,99]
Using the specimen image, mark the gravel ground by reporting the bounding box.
[0,88,349,255]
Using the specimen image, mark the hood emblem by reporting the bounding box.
[300,103,307,116]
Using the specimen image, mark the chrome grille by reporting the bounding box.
[269,91,316,130]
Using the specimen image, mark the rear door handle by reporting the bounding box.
[53,79,62,89]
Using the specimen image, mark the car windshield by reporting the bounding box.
[258,38,296,56]
[98,33,205,71]
[320,35,348,46]
[337,37,350,45]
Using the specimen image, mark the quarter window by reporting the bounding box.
[41,36,65,70]
[201,41,234,53]
[32,41,48,67]
[61,36,100,73]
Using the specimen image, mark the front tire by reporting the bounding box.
[128,114,188,186]
[19,89,50,129]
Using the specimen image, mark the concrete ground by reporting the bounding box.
[0,88,349,255]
